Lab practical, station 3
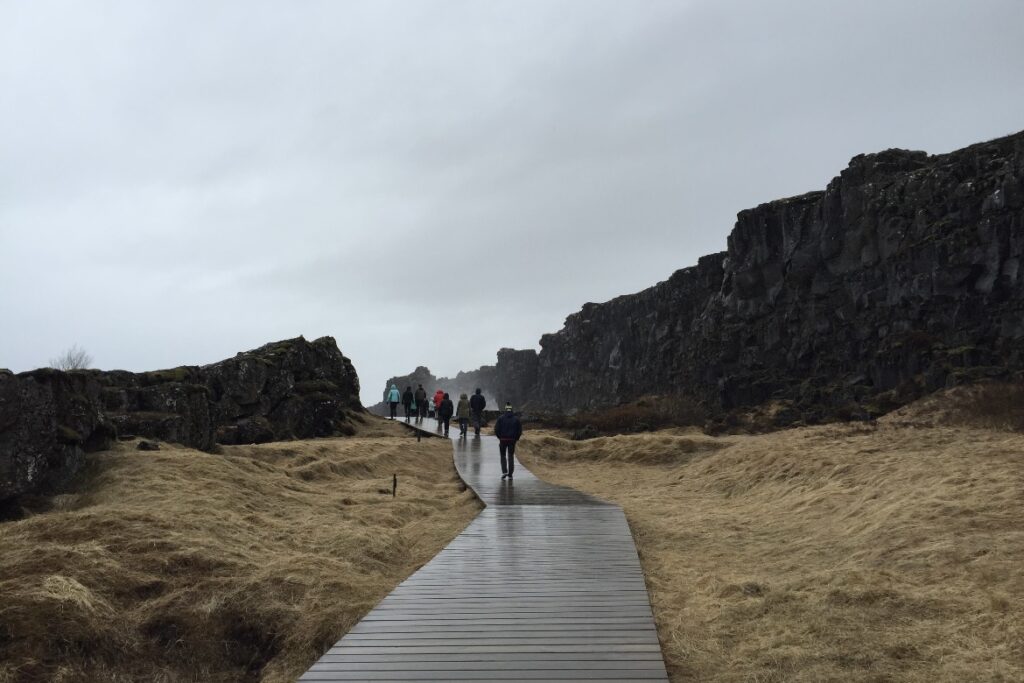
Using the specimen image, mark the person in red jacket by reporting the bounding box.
[432,389,445,424]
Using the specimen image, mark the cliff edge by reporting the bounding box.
[449,130,1024,421]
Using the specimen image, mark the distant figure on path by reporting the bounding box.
[432,389,445,421]
[386,384,400,419]
[401,386,414,421]
[438,392,454,437]
[455,393,471,437]
[414,384,428,421]
[494,403,523,480]
[469,388,486,436]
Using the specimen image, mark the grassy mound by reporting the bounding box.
[518,391,1024,682]
[530,395,707,438]
[881,380,1024,432]
[525,430,724,466]
[0,420,479,682]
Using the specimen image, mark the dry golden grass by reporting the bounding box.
[518,392,1024,682]
[0,418,480,683]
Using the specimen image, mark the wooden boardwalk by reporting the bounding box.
[299,417,669,682]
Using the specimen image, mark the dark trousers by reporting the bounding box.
[403,404,412,418]
[499,441,516,475]
[471,410,483,434]
[440,416,451,434]
[419,403,428,418]
[458,417,468,434]
[389,402,398,419]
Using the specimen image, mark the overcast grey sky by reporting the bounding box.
[2,0,1022,405]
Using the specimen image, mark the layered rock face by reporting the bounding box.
[0,337,362,501]
[0,370,115,502]
[533,252,727,410]
[529,131,1024,417]
[494,348,540,408]
[99,336,361,447]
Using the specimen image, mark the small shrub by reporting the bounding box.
[49,344,93,371]
[294,380,338,394]
[571,426,600,441]
[140,367,192,385]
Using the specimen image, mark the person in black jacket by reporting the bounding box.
[493,403,523,480]
[438,392,455,437]
[401,386,414,421]
[469,388,486,435]
[414,384,428,421]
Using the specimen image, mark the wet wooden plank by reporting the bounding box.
[301,673,665,681]
[323,645,663,655]
[298,419,668,682]
[309,660,667,671]
[315,655,666,664]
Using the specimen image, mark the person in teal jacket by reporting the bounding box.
[386,384,400,419]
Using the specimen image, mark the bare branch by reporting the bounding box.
[49,344,93,371]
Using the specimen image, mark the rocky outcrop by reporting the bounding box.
[0,369,115,501]
[98,367,215,450]
[533,252,727,410]
[494,348,539,408]
[206,336,362,444]
[1,337,362,502]
[100,337,362,447]
[452,129,1024,422]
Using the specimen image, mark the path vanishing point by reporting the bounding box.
[299,417,670,682]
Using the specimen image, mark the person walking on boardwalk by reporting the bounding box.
[414,384,428,421]
[401,386,414,421]
[386,384,400,420]
[432,389,445,421]
[438,392,455,437]
[469,388,486,436]
[455,393,471,437]
[494,403,523,480]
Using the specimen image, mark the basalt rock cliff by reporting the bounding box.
[100,336,361,447]
[0,336,361,502]
[447,130,1024,421]
[0,369,116,505]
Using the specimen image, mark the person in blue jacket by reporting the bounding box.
[386,384,400,419]
[493,402,523,480]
